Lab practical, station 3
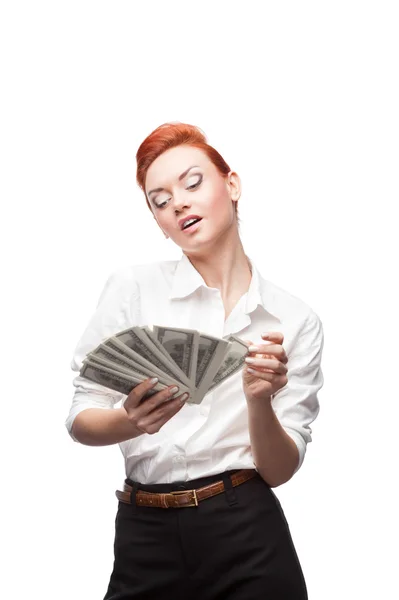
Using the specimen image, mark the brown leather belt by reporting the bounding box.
[115,469,258,509]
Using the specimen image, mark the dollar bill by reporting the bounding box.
[206,334,249,394]
[107,337,192,395]
[85,355,154,381]
[192,334,230,404]
[89,341,189,392]
[79,324,249,405]
[152,326,199,388]
[114,326,193,389]
[79,359,181,400]
[141,326,175,364]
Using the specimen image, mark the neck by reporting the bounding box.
[183,232,252,300]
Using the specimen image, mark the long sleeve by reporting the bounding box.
[271,310,325,472]
[65,268,139,442]
[64,253,325,483]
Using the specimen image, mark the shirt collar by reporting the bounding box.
[168,253,281,323]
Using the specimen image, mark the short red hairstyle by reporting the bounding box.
[136,122,239,219]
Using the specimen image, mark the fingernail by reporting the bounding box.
[150,377,159,385]
[262,333,269,338]
[180,393,189,403]
[248,346,260,352]
[169,386,179,394]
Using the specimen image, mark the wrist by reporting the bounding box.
[246,394,275,420]
[245,393,273,407]
[119,407,145,438]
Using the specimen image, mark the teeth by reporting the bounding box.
[183,218,199,229]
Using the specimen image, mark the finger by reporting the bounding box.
[245,357,288,374]
[137,383,185,417]
[126,377,161,409]
[261,331,284,344]
[137,392,189,434]
[245,368,275,381]
[246,367,288,386]
[247,343,288,364]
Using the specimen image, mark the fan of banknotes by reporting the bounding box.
[79,325,250,404]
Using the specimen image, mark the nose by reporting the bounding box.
[173,190,191,214]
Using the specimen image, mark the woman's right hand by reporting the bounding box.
[123,378,189,435]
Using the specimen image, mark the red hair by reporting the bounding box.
[136,122,238,217]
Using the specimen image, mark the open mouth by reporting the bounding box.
[181,217,203,231]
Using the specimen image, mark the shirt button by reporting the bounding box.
[173,455,185,463]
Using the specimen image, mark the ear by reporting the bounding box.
[226,171,241,203]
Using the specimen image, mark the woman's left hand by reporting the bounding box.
[242,332,289,402]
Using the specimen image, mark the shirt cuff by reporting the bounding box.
[65,395,116,442]
[282,426,308,473]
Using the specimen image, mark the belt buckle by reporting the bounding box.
[170,488,198,507]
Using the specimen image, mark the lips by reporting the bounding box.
[181,219,202,234]
[178,214,202,230]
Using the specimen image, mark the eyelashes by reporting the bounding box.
[187,179,201,191]
[156,200,168,209]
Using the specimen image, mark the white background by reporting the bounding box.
[1,1,398,598]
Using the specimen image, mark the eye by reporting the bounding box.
[155,199,170,209]
[154,174,202,208]
[186,175,202,190]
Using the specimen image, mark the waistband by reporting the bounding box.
[118,469,259,508]
[125,469,258,493]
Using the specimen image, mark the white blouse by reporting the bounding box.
[65,253,324,484]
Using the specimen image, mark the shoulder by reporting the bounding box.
[104,259,179,294]
[261,275,321,320]
[258,274,323,351]
[114,259,178,282]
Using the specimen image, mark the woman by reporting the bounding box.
[66,122,324,599]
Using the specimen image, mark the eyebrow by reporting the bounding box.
[147,165,200,198]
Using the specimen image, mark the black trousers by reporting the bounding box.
[103,470,308,600]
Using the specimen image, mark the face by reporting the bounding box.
[145,145,241,251]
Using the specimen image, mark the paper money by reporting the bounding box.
[79,325,249,404]
[114,327,192,388]
[90,341,190,393]
[152,326,199,388]
[192,333,230,404]
[141,326,176,364]
[207,334,250,394]
[80,360,180,400]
